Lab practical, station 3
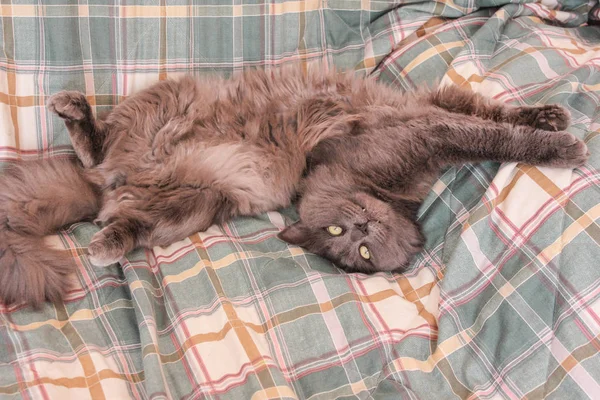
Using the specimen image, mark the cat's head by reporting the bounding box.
[278,168,424,273]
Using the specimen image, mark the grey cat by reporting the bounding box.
[0,65,588,307]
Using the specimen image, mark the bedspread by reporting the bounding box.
[0,1,599,399]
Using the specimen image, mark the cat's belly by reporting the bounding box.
[110,142,305,216]
[189,143,304,215]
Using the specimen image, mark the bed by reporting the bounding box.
[0,1,599,398]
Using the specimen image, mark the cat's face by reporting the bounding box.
[279,190,424,273]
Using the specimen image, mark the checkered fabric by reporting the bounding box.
[0,1,599,399]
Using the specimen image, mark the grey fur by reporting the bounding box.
[0,65,588,306]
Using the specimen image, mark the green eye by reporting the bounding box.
[359,245,371,260]
[327,226,343,236]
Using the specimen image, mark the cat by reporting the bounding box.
[0,65,588,307]
[279,86,587,272]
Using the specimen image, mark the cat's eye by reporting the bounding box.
[359,245,371,260]
[327,225,343,236]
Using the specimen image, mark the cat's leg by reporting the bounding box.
[423,115,588,168]
[430,85,570,131]
[88,186,233,266]
[47,91,108,168]
[87,219,142,266]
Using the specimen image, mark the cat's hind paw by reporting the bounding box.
[47,91,90,122]
[87,230,127,267]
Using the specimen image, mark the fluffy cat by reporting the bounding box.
[0,65,588,307]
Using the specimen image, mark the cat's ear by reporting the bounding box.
[278,221,311,245]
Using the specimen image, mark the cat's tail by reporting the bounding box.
[0,158,99,308]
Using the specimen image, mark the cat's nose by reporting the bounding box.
[354,222,368,235]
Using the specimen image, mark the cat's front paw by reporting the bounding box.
[517,105,571,131]
[47,91,90,122]
[544,131,589,168]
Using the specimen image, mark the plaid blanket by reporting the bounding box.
[1,1,599,399]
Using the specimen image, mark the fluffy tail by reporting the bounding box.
[0,158,99,308]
